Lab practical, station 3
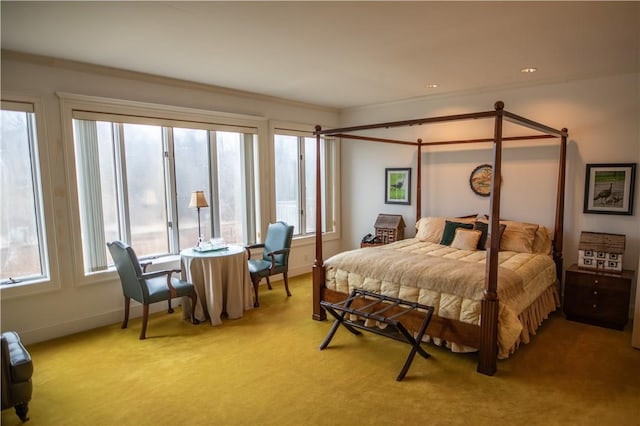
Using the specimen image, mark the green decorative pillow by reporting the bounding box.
[473,221,489,249]
[475,220,507,250]
[439,220,474,246]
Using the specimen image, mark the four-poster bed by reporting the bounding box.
[312,101,568,375]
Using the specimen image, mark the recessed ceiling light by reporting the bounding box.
[520,67,537,73]
[426,83,439,88]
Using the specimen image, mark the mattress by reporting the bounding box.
[324,238,558,358]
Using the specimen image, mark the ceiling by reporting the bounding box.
[1,1,638,109]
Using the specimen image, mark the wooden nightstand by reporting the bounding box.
[563,264,634,330]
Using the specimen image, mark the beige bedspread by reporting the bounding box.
[324,238,558,358]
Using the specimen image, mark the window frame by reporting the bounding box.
[1,93,61,299]
[269,121,340,244]
[59,92,268,285]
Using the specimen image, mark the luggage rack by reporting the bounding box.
[319,289,435,381]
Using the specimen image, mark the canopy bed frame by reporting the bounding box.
[312,101,568,376]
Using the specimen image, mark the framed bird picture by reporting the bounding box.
[385,168,411,205]
[584,163,636,215]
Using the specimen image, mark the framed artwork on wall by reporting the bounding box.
[385,168,411,205]
[469,164,492,197]
[583,163,636,215]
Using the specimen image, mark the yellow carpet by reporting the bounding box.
[2,274,639,426]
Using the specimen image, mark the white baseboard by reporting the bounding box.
[19,303,167,345]
[288,265,313,277]
[20,267,314,345]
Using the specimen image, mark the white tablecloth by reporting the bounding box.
[180,245,253,325]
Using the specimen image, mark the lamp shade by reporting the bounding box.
[189,191,209,208]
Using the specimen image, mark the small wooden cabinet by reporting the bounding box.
[563,264,633,330]
[360,214,406,248]
[374,214,405,244]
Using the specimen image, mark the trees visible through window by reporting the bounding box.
[274,131,335,236]
[73,116,258,274]
[1,103,49,285]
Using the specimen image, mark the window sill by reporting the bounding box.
[0,279,61,300]
[291,231,339,248]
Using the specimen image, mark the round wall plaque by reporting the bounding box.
[469,164,492,197]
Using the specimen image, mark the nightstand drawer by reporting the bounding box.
[564,284,629,324]
[566,269,629,292]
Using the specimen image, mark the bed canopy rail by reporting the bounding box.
[328,133,560,149]
[313,101,568,375]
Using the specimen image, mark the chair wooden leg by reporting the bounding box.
[266,276,272,290]
[251,275,261,307]
[122,297,131,329]
[189,292,200,325]
[140,304,149,340]
[167,299,174,314]
[14,402,29,422]
[283,272,292,297]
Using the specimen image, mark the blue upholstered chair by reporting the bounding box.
[245,222,294,307]
[107,241,199,339]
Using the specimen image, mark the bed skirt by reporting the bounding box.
[510,282,560,354]
[421,282,560,358]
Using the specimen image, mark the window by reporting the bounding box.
[0,101,50,285]
[174,129,256,248]
[273,129,336,236]
[70,105,259,275]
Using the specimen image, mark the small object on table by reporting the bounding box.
[577,231,625,274]
[193,238,228,252]
[373,213,405,244]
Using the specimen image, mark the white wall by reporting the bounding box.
[0,52,342,344]
[339,73,639,314]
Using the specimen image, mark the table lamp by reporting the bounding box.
[189,190,208,246]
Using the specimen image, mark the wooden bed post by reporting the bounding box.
[553,129,568,281]
[416,139,422,220]
[478,101,504,376]
[312,125,326,321]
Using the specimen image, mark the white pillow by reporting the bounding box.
[416,216,476,243]
[499,220,539,253]
[478,218,541,253]
[450,228,482,251]
[415,217,446,243]
[532,225,553,255]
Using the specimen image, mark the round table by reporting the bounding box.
[180,245,253,325]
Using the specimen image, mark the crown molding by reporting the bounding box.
[1,49,339,114]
